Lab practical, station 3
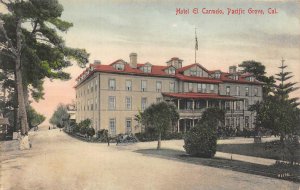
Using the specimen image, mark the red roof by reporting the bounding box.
[75,58,264,87]
[175,74,222,84]
[162,92,241,100]
[220,73,264,85]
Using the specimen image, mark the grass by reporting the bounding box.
[217,141,300,162]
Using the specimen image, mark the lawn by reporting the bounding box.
[217,141,300,162]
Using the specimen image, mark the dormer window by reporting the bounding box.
[249,77,254,82]
[143,66,151,73]
[165,66,176,75]
[233,75,239,80]
[115,63,124,71]
[215,73,221,79]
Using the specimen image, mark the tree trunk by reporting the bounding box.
[14,19,30,149]
[157,132,161,150]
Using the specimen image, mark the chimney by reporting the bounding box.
[229,65,237,74]
[94,60,101,65]
[129,53,137,68]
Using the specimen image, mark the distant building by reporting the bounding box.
[75,53,263,136]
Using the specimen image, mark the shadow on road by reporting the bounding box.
[135,148,300,183]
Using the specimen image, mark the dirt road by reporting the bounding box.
[0,128,298,190]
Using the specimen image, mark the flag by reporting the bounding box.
[195,36,198,51]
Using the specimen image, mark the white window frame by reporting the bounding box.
[108,96,116,110]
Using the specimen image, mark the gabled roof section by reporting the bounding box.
[166,57,183,63]
[109,59,127,66]
[176,63,209,73]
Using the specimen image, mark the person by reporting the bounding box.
[105,130,110,146]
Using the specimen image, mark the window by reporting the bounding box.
[125,97,132,110]
[188,83,193,92]
[245,116,249,128]
[226,86,230,95]
[202,84,207,93]
[87,100,90,111]
[225,102,230,110]
[91,82,94,92]
[108,96,116,110]
[125,80,132,91]
[215,73,221,79]
[244,99,249,110]
[254,88,258,96]
[141,97,147,111]
[143,66,151,73]
[236,117,241,127]
[197,83,202,92]
[115,63,124,70]
[95,80,98,91]
[210,84,214,92]
[190,70,196,76]
[233,75,239,80]
[156,81,162,92]
[169,82,175,92]
[90,100,93,111]
[141,80,147,92]
[125,118,132,134]
[245,87,249,96]
[186,101,193,110]
[231,117,235,127]
[226,118,230,127]
[156,97,162,102]
[236,101,240,111]
[109,79,116,90]
[168,67,175,75]
[109,118,116,136]
[236,86,240,96]
[95,98,97,111]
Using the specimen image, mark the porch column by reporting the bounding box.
[219,100,221,109]
[184,120,187,133]
[177,99,180,110]
[192,118,195,127]
[177,119,180,133]
[206,100,209,108]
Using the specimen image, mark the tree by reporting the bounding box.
[78,118,92,137]
[239,60,275,97]
[250,59,300,163]
[0,0,89,148]
[27,105,45,128]
[141,101,179,150]
[200,107,225,127]
[50,104,69,129]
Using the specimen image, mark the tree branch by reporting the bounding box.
[0,19,18,56]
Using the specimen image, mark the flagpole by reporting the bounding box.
[195,27,198,64]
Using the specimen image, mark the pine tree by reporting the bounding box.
[275,58,299,107]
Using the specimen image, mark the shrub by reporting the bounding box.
[87,127,95,137]
[183,121,217,158]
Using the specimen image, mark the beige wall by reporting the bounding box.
[75,71,263,135]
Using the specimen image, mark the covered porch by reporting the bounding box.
[163,92,244,133]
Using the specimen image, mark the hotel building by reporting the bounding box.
[75,53,263,136]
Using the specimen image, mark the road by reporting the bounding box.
[0,128,299,190]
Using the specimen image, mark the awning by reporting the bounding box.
[162,92,242,101]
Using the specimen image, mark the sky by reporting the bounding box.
[1,0,300,125]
